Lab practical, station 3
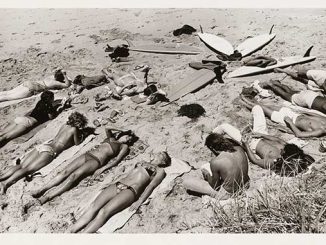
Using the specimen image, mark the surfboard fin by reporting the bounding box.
[304,46,313,57]
[199,25,203,33]
[269,25,275,34]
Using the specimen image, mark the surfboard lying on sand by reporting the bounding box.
[228,47,316,78]
[128,44,201,55]
[162,69,216,106]
[198,25,276,58]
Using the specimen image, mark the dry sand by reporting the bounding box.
[0,8,326,233]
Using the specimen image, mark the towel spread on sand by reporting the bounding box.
[39,135,96,176]
[76,158,191,233]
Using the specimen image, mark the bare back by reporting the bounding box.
[256,139,285,161]
[49,125,79,154]
[296,114,326,132]
[210,146,249,193]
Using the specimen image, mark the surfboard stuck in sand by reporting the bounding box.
[162,69,217,106]
[198,25,276,59]
[228,46,316,78]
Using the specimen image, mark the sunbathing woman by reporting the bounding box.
[68,151,170,233]
[183,126,249,200]
[101,66,151,99]
[71,74,109,94]
[0,69,71,103]
[0,91,70,148]
[0,112,88,194]
[31,128,138,205]
[241,95,326,138]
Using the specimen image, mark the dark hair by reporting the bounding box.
[73,75,84,85]
[54,70,65,82]
[159,151,172,167]
[205,133,238,155]
[177,103,206,119]
[40,90,54,103]
[274,143,315,176]
[114,130,139,146]
[66,111,88,129]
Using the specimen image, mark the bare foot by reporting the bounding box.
[0,183,7,195]
[38,196,48,205]
[31,189,44,198]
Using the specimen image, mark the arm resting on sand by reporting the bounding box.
[242,142,272,169]
[129,168,166,211]
[274,68,309,84]
[213,123,242,143]
[284,117,325,138]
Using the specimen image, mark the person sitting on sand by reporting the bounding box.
[71,74,109,94]
[101,66,151,99]
[67,151,170,233]
[0,91,70,148]
[0,112,88,194]
[240,104,314,175]
[183,124,249,200]
[0,69,72,103]
[260,79,326,114]
[30,128,138,205]
[241,95,326,138]
[274,67,326,92]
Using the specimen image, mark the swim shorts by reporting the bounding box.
[291,90,319,109]
[306,70,326,87]
[35,144,56,157]
[271,107,299,125]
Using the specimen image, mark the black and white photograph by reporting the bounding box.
[0,0,326,241]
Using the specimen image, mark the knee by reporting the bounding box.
[97,207,112,218]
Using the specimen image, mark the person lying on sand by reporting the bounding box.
[241,95,326,138]
[30,128,138,205]
[0,112,88,194]
[67,151,170,233]
[183,125,249,200]
[274,67,326,92]
[260,80,326,114]
[71,74,109,94]
[240,104,314,175]
[0,91,70,148]
[101,66,151,99]
[0,69,71,103]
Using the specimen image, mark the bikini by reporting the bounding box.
[85,139,118,166]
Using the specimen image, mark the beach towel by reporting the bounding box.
[76,158,191,233]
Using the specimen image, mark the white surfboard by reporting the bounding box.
[198,33,234,56]
[198,26,275,58]
[228,55,316,78]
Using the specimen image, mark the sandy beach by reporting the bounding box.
[1,8,326,233]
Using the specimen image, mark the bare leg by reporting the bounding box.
[32,155,86,198]
[268,83,294,101]
[82,189,135,233]
[68,184,118,233]
[240,96,277,119]
[38,158,100,204]
[0,165,22,181]
[0,124,29,146]
[0,85,31,102]
[183,176,219,198]
[0,152,52,194]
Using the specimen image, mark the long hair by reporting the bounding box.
[205,133,238,156]
[66,111,88,129]
[113,130,139,146]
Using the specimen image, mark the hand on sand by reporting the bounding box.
[129,200,142,211]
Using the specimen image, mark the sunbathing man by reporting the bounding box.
[101,66,151,99]
[0,69,71,103]
[261,80,326,114]
[274,67,326,92]
[240,104,314,175]
[71,74,109,94]
[0,112,88,194]
[241,95,326,138]
[0,91,70,148]
[31,128,138,205]
[67,151,170,233]
[183,124,249,200]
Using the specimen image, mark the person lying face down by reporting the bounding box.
[235,105,314,176]
[71,74,109,93]
[274,67,326,93]
[0,112,88,194]
[0,91,70,148]
[260,79,326,114]
[183,127,249,200]
[67,151,171,233]
[30,127,138,205]
[0,69,72,103]
[241,95,326,138]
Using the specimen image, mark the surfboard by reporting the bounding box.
[128,44,201,55]
[198,33,234,56]
[236,33,276,57]
[198,26,275,58]
[162,69,216,106]
[228,55,316,78]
